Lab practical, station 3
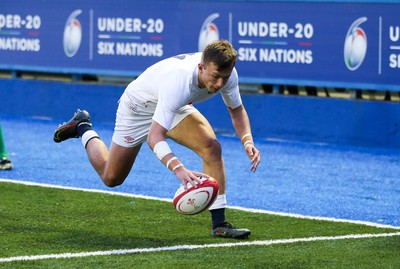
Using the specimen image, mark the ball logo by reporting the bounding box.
[198,13,220,51]
[344,17,368,71]
[63,10,82,57]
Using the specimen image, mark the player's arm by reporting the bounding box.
[228,104,261,172]
[147,120,204,189]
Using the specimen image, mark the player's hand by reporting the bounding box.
[174,166,208,191]
[244,143,260,172]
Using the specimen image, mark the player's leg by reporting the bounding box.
[167,111,226,194]
[85,139,142,187]
[167,107,250,239]
[54,105,144,187]
[0,123,12,170]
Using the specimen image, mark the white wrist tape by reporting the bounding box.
[243,140,254,147]
[153,141,172,160]
[241,133,252,142]
[172,163,184,172]
[166,156,178,169]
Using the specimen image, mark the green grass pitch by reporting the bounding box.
[0,181,399,268]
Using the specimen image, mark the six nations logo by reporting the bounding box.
[344,17,368,71]
[63,10,82,57]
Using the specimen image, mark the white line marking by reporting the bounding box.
[238,40,252,44]
[228,205,400,230]
[1,232,399,263]
[98,34,111,39]
[1,178,399,230]
[229,13,232,43]
[0,178,172,202]
[89,9,93,60]
[378,16,382,75]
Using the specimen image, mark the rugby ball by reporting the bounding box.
[173,177,219,215]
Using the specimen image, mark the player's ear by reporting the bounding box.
[198,63,204,71]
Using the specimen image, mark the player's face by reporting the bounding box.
[198,62,232,93]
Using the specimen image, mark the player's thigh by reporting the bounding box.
[167,112,218,154]
[106,141,143,184]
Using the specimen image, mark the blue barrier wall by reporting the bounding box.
[199,93,400,148]
[0,79,123,122]
[1,78,399,148]
[2,0,400,90]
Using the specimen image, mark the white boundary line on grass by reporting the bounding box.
[1,232,400,263]
[228,205,400,230]
[1,178,399,230]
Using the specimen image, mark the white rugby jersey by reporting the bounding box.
[124,52,242,129]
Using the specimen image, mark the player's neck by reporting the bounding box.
[197,75,206,89]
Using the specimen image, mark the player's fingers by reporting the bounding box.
[245,145,254,157]
[251,150,260,163]
[250,150,260,172]
[251,160,259,172]
[176,173,189,191]
[194,177,204,185]
[250,160,258,172]
[246,147,259,161]
[187,175,200,188]
[195,172,209,183]
[194,173,210,185]
[182,181,189,191]
[250,164,257,173]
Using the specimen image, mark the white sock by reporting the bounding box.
[81,130,99,148]
[209,194,227,210]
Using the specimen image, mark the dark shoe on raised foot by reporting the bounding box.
[54,109,91,143]
[212,222,251,239]
[0,157,13,170]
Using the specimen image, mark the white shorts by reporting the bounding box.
[112,92,198,147]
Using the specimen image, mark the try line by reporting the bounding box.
[1,232,399,263]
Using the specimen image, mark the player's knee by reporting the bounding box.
[102,173,124,188]
[104,181,121,188]
[201,138,222,160]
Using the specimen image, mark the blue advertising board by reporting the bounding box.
[1,0,400,90]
